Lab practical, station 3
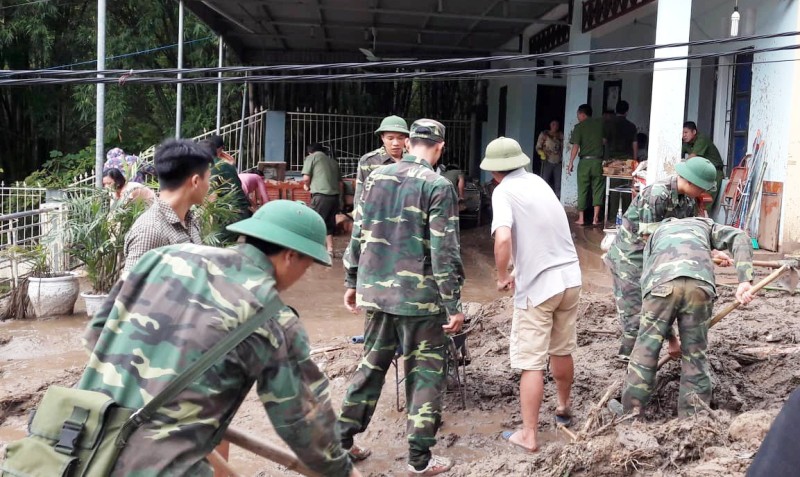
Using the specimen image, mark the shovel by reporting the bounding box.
[657,258,799,370]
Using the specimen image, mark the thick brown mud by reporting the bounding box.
[1,224,795,476]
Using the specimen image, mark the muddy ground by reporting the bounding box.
[1,225,798,476]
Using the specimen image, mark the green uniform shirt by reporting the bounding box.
[301,151,341,195]
[682,132,724,170]
[606,176,697,273]
[569,117,605,158]
[79,243,351,477]
[642,217,754,297]
[604,115,637,158]
[344,155,464,316]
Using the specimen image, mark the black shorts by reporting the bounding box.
[311,193,339,235]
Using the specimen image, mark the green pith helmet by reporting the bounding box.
[374,115,410,136]
[409,119,446,143]
[226,200,331,266]
[479,137,531,171]
[676,156,717,192]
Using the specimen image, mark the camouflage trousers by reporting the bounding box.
[622,277,713,417]
[338,311,447,468]
[608,260,642,358]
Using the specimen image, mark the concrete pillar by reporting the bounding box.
[264,111,286,163]
[561,14,590,207]
[646,0,692,184]
[780,7,800,251]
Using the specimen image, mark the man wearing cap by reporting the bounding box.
[567,104,606,226]
[340,119,464,476]
[352,115,410,210]
[78,200,360,477]
[604,156,717,360]
[682,122,725,210]
[481,136,582,452]
[619,217,754,417]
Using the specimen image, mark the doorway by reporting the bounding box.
[533,85,567,175]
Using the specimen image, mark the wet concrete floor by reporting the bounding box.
[0,222,611,469]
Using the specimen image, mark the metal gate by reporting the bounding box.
[286,112,472,177]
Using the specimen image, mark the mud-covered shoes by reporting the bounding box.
[407,455,453,476]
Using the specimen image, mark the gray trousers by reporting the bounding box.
[541,161,562,199]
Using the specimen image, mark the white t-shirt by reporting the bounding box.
[491,168,581,309]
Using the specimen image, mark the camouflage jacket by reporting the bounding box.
[642,217,754,297]
[352,147,397,215]
[344,155,464,316]
[78,243,352,477]
[606,176,696,273]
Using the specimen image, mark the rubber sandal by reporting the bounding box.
[555,411,572,427]
[501,431,537,453]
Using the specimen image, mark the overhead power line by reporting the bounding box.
[0,43,797,86]
[1,30,798,79]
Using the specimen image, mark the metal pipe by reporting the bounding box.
[176,0,184,138]
[216,37,224,132]
[238,78,248,171]
[95,0,106,188]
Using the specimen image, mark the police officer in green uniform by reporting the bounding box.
[352,115,410,212]
[567,104,605,226]
[682,121,725,210]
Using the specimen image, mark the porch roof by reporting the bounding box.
[185,0,570,63]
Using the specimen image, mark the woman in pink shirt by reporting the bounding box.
[238,173,269,211]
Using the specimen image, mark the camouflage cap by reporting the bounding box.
[409,119,446,143]
[226,200,332,266]
[676,156,717,192]
[375,115,410,136]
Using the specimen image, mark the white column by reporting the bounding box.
[175,0,184,138]
[216,37,224,132]
[95,0,106,188]
[561,15,590,207]
[646,0,692,185]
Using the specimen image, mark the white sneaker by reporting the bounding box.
[407,455,453,476]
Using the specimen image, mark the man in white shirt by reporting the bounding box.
[481,137,582,452]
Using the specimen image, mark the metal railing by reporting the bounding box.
[0,208,48,292]
[67,109,270,187]
[286,112,472,177]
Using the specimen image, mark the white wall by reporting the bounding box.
[688,0,799,247]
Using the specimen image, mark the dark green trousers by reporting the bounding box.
[338,311,447,468]
[577,158,605,210]
[622,277,713,417]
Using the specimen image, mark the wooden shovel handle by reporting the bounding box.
[223,427,322,477]
[657,265,790,370]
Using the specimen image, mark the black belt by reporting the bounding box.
[580,155,602,160]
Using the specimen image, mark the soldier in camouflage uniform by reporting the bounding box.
[621,217,754,417]
[78,200,360,477]
[339,119,464,476]
[604,156,718,360]
[351,115,410,213]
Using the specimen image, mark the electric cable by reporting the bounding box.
[0,42,796,86]
[1,30,798,78]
